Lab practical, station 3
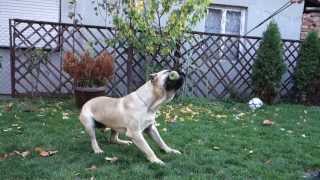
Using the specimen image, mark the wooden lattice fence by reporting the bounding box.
[9,19,301,99]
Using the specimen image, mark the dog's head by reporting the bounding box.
[149,69,185,97]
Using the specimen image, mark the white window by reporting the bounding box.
[205,5,246,35]
[204,5,247,61]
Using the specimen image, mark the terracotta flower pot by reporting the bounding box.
[74,86,106,109]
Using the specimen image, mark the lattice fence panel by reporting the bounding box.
[10,19,301,99]
[10,19,131,97]
[179,32,300,99]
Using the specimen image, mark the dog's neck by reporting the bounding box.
[134,81,165,113]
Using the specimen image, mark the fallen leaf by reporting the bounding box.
[105,156,118,163]
[40,151,50,157]
[216,114,227,118]
[213,146,220,150]
[238,113,245,117]
[4,103,13,112]
[264,159,272,164]
[14,150,30,158]
[0,151,19,160]
[3,128,13,132]
[49,150,58,156]
[35,147,44,153]
[162,128,167,132]
[301,134,306,138]
[262,119,274,126]
[35,147,58,157]
[62,112,70,120]
[185,107,192,112]
[86,165,97,171]
[0,154,8,160]
[168,115,177,123]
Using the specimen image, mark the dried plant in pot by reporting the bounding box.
[63,51,114,108]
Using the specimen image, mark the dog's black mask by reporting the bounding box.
[165,71,185,91]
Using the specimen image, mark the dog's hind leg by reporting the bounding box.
[110,129,132,145]
[79,112,104,154]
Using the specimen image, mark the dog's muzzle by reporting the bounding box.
[165,70,185,91]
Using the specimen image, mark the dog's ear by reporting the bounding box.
[149,73,158,84]
[149,73,156,80]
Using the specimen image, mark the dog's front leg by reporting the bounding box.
[130,132,165,165]
[146,124,181,155]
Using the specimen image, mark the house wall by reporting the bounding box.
[0,49,11,95]
[193,0,304,40]
[60,0,305,40]
[60,0,113,26]
[0,0,60,95]
[0,0,60,47]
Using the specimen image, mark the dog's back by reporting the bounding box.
[79,96,127,129]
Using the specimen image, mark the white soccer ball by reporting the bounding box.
[248,97,263,110]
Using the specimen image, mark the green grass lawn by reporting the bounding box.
[0,97,319,179]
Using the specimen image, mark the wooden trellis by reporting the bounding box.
[9,19,301,99]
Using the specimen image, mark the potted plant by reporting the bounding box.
[63,51,114,108]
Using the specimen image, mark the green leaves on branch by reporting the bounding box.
[104,0,210,56]
[251,21,286,103]
[294,31,320,99]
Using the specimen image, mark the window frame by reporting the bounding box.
[205,5,247,61]
[206,5,247,35]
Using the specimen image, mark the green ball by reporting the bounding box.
[169,71,179,80]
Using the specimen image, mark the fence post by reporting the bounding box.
[174,41,181,70]
[127,45,133,94]
[9,19,16,97]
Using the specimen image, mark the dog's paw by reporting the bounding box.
[94,149,104,154]
[150,158,165,166]
[111,139,133,146]
[166,148,181,155]
[119,140,133,146]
